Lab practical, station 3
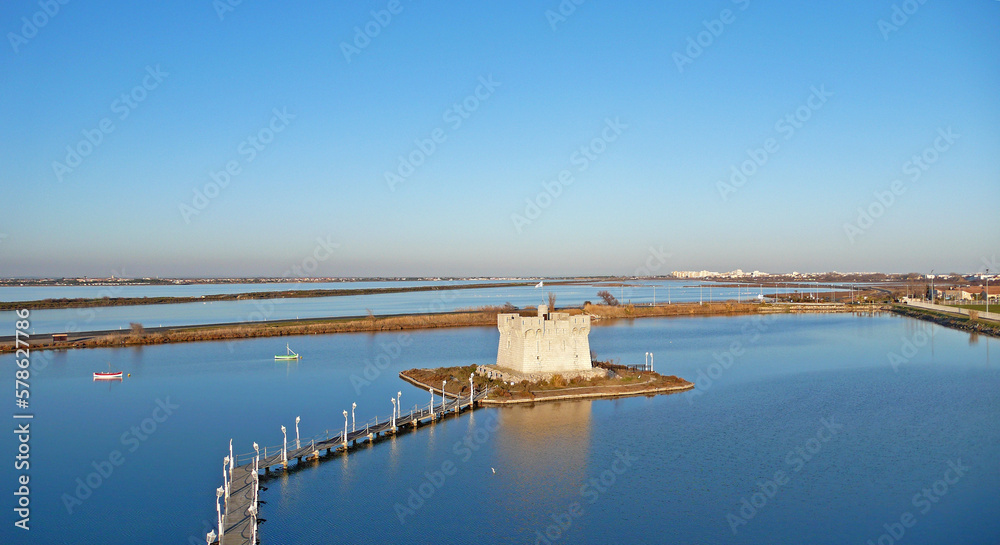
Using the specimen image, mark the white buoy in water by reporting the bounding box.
[491,468,495,474]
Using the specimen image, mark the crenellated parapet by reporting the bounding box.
[496,304,594,376]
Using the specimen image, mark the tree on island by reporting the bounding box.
[597,290,619,306]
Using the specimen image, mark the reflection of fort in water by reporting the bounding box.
[493,401,593,505]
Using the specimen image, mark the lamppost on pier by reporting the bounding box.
[206,530,216,545]
[352,402,357,432]
[222,457,230,500]
[469,374,474,409]
[281,425,287,464]
[987,268,990,315]
[215,486,224,542]
[429,388,434,417]
[251,441,259,538]
[228,439,233,488]
[930,269,935,303]
[391,397,397,429]
[442,380,447,413]
[397,391,402,419]
[342,410,348,445]
[248,504,257,545]
[295,416,301,449]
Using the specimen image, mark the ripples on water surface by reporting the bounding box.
[1,313,996,544]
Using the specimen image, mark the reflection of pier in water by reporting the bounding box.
[491,401,593,525]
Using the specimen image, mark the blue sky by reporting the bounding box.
[1,0,997,277]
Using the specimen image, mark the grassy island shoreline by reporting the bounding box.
[398,364,694,405]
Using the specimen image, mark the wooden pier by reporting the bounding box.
[214,386,487,545]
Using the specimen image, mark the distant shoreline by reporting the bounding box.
[0,281,545,311]
[0,302,858,353]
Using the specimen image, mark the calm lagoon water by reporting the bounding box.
[2,280,844,334]
[2,313,996,544]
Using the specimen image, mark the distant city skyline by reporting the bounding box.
[2,1,998,278]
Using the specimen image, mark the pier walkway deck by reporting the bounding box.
[215,386,487,545]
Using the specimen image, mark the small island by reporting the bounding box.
[400,303,693,404]
[400,363,692,404]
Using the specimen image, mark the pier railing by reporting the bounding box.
[215,386,489,545]
[230,389,489,466]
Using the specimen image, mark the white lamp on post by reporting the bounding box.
[215,486,224,542]
[222,456,230,500]
[281,425,287,464]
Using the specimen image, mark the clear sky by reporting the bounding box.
[1,0,997,278]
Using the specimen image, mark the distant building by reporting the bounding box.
[672,270,718,278]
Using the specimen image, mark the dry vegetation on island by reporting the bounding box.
[399,363,693,404]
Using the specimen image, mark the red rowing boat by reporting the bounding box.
[94,362,124,380]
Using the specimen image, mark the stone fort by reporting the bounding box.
[482,305,604,382]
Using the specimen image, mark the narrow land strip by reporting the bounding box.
[1,302,864,353]
[0,281,539,311]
